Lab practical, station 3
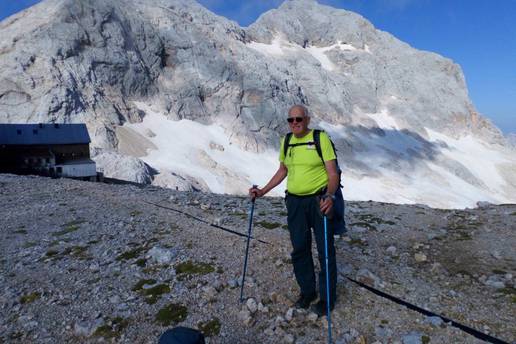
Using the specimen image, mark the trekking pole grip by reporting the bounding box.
[251,184,258,202]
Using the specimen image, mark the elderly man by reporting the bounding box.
[250,105,339,316]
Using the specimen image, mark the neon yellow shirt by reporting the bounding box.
[279,130,336,195]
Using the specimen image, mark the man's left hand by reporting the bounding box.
[320,195,333,215]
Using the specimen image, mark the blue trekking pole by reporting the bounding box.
[324,215,332,344]
[240,185,257,302]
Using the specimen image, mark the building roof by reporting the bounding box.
[0,123,91,145]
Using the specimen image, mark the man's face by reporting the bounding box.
[287,107,309,136]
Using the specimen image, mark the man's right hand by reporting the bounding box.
[249,186,264,199]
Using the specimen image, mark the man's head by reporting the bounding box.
[288,105,310,137]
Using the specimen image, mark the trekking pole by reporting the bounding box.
[240,185,257,302]
[324,215,332,344]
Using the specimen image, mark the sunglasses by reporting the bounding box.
[287,117,304,123]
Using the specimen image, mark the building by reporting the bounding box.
[0,123,98,180]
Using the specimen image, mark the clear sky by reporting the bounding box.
[2,0,514,134]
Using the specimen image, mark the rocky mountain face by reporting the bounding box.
[1,174,515,343]
[0,0,515,207]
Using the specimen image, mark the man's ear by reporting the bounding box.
[306,116,311,125]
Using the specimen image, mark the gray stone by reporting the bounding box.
[402,332,424,344]
[423,316,444,327]
[386,246,397,256]
[356,268,382,288]
[246,298,258,313]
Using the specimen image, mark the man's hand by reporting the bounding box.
[320,194,334,215]
[249,186,264,199]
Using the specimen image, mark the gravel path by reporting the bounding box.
[1,174,514,343]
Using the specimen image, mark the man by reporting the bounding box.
[249,105,339,316]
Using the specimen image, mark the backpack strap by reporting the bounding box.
[313,129,324,164]
[283,132,293,158]
[314,129,342,185]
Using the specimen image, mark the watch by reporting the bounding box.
[324,193,335,201]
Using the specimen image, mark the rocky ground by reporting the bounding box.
[0,174,514,344]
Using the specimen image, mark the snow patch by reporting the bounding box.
[130,102,284,195]
[367,109,400,130]
[247,38,370,71]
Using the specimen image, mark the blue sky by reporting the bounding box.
[2,0,514,134]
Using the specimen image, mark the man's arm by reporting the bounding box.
[249,163,288,198]
[320,159,339,214]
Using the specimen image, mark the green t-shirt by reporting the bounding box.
[279,130,336,195]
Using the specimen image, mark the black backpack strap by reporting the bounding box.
[313,129,324,164]
[283,132,293,158]
[314,129,342,185]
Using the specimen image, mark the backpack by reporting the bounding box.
[283,129,347,235]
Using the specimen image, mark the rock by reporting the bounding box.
[246,298,258,313]
[275,315,286,326]
[264,326,275,336]
[212,280,225,292]
[109,295,120,304]
[356,268,382,288]
[414,253,427,262]
[430,262,444,274]
[338,263,353,276]
[73,319,103,337]
[307,312,319,323]
[423,316,444,327]
[238,309,253,326]
[202,286,218,301]
[476,201,493,208]
[94,152,154,184]
[213,217,224,226]
[375,325,393,338]
[386,246,397,256]
[402,332,424,344]
[484,276,505,289]
[270,292,290,305]
[227,279,238,289]
[285,308,295,322]
[355,336,367,344]
[283,333,295,343]
[490,250,503,260]
[209,142,225,151]
[146,247,175,264]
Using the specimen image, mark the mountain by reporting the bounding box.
[0,0,515,208]
[507,133,516,148]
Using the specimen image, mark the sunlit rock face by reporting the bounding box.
[0,0,514,207]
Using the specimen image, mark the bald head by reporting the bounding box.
[288,105,309,118]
